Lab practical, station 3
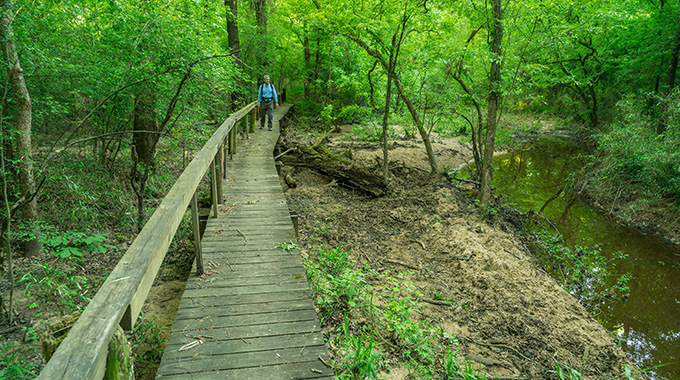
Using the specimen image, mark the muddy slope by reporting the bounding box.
[282,131,643,379]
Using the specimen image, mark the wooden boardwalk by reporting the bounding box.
[156,104,334,380]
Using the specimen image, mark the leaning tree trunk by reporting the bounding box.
[346,33,438,175]
[392,75,438,175]
[480,0,503,205]
[1,0,41,256]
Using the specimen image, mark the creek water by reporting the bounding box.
[487,136,680,379]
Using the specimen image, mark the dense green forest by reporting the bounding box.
[1,0,679,378]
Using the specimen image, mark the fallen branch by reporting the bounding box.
[419,297,453,307]
[450,177,481,186]
[503,249,522,260]
[409,239,426,250]
[274,148,295,160]
[385,258,419,270]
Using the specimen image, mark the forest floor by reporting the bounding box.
[2,114,676,379]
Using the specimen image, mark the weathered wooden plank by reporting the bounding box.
[173,298,313,320]
[201,234,295,245]
[181,281,310,299]
[184,271,307,290]
[203,222,293,230]
[190,252,302,264]
[163,333,326,361]
[156,359,333,379]
[167,319,321,345]
[187,262,305,277]
[199,242,297,251]
[198,245,296,254]
[202,225,294,235]
[188,261,305,275]
[176,288,313,310]
[168,308,320,334]
[157,344,329,376]
[174,300,317,320]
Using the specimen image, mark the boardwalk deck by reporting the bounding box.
[156,104,334,380]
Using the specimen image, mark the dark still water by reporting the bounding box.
[491,136,680,380]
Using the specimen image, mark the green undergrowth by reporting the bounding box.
[528,230,632,316]
[302,242,486,380]
[0,338,37,380]
[594,93,680,204]
[2,137,199,377]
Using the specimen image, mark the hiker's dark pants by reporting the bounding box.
[260,100,273,129]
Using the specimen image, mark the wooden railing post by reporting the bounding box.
[210,158,219,218]
[216,145,224,204]
[222,136,228,178]
[244,115,249,140]
[251,107,256,133]
[230,124,236,157]
[190,191,203,276]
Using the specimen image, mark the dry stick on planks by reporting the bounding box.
[236,228,248,243]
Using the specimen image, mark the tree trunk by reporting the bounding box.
[382,67,394,183]
[254,0,268,70]
[345,33,438,175]
[254,0,267,28]
[304,35,311,98]
[666,2,680,91]
[132,89,159,165]
[392,75,438,175]
[1,0,41,256]
[226,0,243,107]
[658,2,680,135]
[130,88,158,230]
[480,0,503,205]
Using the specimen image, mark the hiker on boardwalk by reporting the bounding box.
[257,74,279,131]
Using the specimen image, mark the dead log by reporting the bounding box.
[280,144,386,197]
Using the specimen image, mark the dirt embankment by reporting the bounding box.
[282,128,644,379]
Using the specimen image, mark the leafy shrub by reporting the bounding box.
[532,232,630,312]
[295,98,324,117]
[595,93,680,201]
[15,222,114,260]
[305,245,364,321]
[337,105,374,124]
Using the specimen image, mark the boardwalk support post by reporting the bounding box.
[216,147,224,204]
[217,150,224,204]
[191,191,203,276]
[222,136,228,179]
[210,158,219,218]
[230,123,237,157]
[104,327,133,380]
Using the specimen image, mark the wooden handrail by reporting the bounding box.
[37,101,258,380]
